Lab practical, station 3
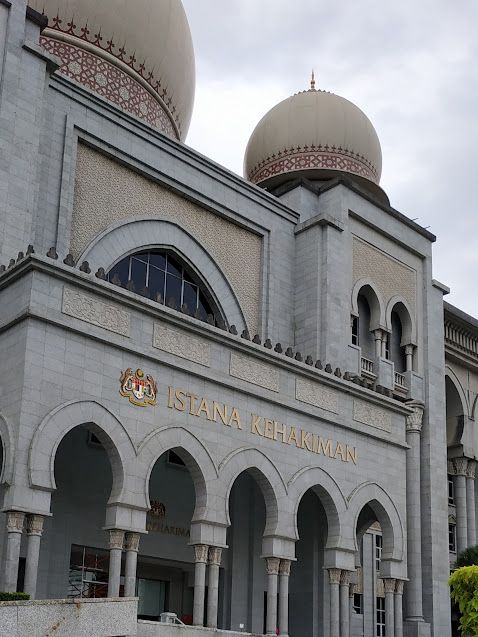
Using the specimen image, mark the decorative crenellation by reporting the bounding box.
[265,557,281,575]
[208,547,222,566]
[383,578,397,594]
[26,514,44,536]
[279,560,291,577]
[109,529,125,550]
[327,568,342,586]
[453,457,469,477]
[248,145,379,185]
[6,511,25,534]
[194,544,209,564]
[125,532,141,553]
[405,401,425,433]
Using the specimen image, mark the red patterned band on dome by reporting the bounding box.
[41,37,177,139]
[248,145,379,185]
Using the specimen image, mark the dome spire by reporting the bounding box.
[310,69,316,91]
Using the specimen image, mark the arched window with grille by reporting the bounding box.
[107,250,222,325]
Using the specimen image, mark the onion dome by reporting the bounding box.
[29,0,195,140]
[244,74,383,196]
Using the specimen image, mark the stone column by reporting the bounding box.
[349,582,356,636]
[265,557,280,636]
[124,532,140,598]
[278,559,291,637]
[340,570,351,637]
[328,568,341,637]
[373,329,383,358]
[107,529,125,598]
[394,580,404,637]
[3,511,25,592]
[193,544,209,626]
[404,401,424,622]
[384,578,396,637]
[24,514,44,599]
[466,460,476,547]
[453,457,469,554]
[206,547,222,629]
[404,345,414,372]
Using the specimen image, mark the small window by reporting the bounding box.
[352,316,359,346]
[353,592,363,614]
[375,535,383,572]
[376,597,385,637]
[448,474,455,505]
[449,522,456,553]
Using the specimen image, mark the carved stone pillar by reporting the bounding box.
[206,547,222,629]
[384,578,396,637]
[24,514,44,599]
[404,401,424,622]
[404,344,414,372]
[278,559,291,637]
[349,582,356,637]
[373,329,384,358]
[3,511,25,592]
[394,580,404,637]
[328,568,341,637]
[193,544,209,626]
[466,460,476,547]
[124,532,140,598]
[107,529,125,597]
[453,457,469,554]
[340,570,352,637]
[265,557,280,635]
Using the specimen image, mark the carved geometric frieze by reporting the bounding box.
[229,353,279,392]
[153,323,210,367]
[295,378,339,414]
[62,287,130,336]
[353,399,392,433]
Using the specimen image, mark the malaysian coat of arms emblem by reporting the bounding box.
[119,368,157,406]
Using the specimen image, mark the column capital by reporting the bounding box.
[6,511,25,533]
[405,401,424,432]
[328,567,342,585]
[279,559,291,576]
[404,344,415,355]
[383,578,396,594]
[108,529,125,550]
[395,580,405,595]
[265,557,280,575]
[349,582,357,598]
[340,570,352,586]
[467,459,476,480]
[453,457,469,477]
[208,546,222,566]
[26,514,44,536]
[194,544,209,563]
[125,532,140,552]
[448,459,456,475]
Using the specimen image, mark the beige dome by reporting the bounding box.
[244,86,382,190]
[29,0,195,139]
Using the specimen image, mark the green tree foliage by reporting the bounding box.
[449,565,478,636]
[0,592,30,601]
[456,545,478,568]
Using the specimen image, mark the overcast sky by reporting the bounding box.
[182,0,478,318]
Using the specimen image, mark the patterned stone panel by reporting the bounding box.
[353,399,392,432]
[40,37,176,138]
[153,323,210,367]
[352,237,416,314]
[229,353,279,392]
[72,145,262,332]
[295,378,339,414]
[62,287,130,336]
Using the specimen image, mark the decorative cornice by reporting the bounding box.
[248,145,379,186]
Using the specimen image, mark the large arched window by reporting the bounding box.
[108,250,220,324]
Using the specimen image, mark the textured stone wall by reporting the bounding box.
[71,145,262,331]
[352,236,416,314]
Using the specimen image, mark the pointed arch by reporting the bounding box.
[136,426,218,519]
[78,216,248,331]
[217,447,289,537]
[28,400,135,503]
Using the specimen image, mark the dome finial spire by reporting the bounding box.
[310,69,316,91]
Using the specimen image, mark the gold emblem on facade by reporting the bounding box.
[119,368,157,406]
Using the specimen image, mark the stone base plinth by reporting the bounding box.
[404,620,431,637]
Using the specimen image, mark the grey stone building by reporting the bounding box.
[0,2,474,637]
